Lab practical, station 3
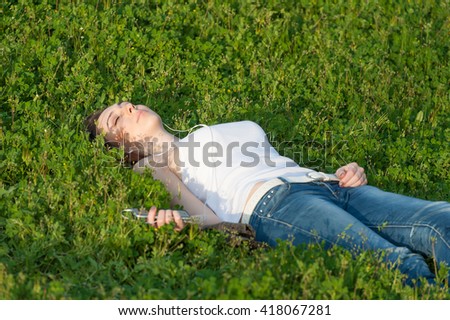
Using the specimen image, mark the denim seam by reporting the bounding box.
[366,223,450,250]
[260,216,336,247]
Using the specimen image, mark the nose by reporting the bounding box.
[120,102,135,115]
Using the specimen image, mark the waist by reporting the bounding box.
[241,172,340,224]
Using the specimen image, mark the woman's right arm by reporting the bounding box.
[135,165,222,228]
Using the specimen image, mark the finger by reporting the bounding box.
[335,167,347,179]
[147,206,158,226]
[339,163,358,185]
[172,210,186,231]
[344,173,363,187]
[343,167,366,187]
[360,173,368,186]
[156,209,166,228]
[165,210,174,225]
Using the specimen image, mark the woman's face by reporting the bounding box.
[97,101,163,147]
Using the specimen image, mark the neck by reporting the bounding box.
[142,131,180,174]
[146,130,176,154]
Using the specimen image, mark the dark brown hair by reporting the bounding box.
[84,108,120,152]
[84,109,105,141]
[84,108,143,164]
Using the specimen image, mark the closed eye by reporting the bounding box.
[114,116,120,126]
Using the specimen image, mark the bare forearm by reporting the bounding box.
[134,162,221,226]
[170,194,221,226]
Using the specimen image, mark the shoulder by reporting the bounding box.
[212,120,265,133]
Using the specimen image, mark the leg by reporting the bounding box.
[248,182,436,283]
[342,185,450,267]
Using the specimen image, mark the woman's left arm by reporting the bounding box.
[335,162,368,187]
[136,164,222,228]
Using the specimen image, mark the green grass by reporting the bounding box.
[1,0,449,299]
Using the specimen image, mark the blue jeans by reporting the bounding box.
[248,178,450,284]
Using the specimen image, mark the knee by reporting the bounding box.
[410,223,450,264]
[411,224,450,246]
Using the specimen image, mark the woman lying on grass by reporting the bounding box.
[85,101,450,286]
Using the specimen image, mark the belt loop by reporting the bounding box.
[277,176,291,191]
[277,176,289,184]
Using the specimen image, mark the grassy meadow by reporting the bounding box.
[1,0,449,299]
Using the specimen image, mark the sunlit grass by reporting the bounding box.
[1,0,449,299]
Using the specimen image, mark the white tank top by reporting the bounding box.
[176,121,314,222]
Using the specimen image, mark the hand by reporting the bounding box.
[335,162,368,187]
[146,206,186,231]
